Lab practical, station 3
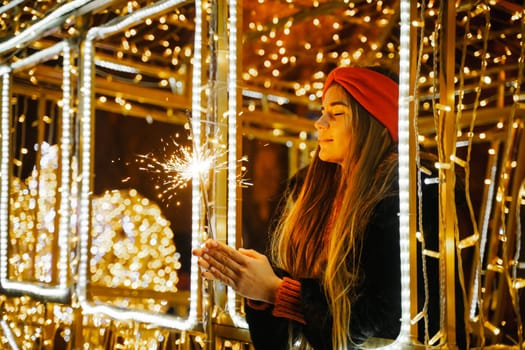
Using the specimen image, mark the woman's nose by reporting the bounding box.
[314,114,328,130]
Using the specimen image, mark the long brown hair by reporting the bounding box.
[271,87,399,349]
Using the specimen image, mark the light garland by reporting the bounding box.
[0,71,10,295]
[225,0,249,330]
[393,0,412,347]
[0,41,72,301]
[0,0,111,55]
[190,0,204,326]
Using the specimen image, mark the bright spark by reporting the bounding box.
[136,137,229,202]
[156,144,215,184]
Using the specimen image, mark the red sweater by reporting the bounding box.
[247,277,305,324]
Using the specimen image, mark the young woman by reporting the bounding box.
[193,66,401,349]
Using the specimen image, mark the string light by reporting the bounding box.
[389,0,411,348]
[0,41,71,301]
[0,0,109,55]
[224,0,249,329]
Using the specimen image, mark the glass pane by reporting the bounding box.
[86,1,197,320]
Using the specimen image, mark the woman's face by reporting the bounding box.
[315,84,352,165]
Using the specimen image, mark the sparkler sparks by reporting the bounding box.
[134,127,250,202]
[133,117,250,245]
[160,145,214,185]
[136,137,228,202]
[134,130,249,243]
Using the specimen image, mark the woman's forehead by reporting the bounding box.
[322,84,350,106]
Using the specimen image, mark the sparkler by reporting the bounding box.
[136,136,227,202]
[135,119,249,241]
[136,136,221,241]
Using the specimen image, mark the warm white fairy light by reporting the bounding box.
[0,319,20,350]
[190,0,204,326]
[0,0,24,14]
[77,0,199,330]
[0,72,10,287]
[57,43,73,289]
[11,41,66,71]
[77,36,93,311]
[94,59,140,74]
[384,0,411,348]
[0,41,72,301]
[469,146,498,319]
[225,0,248,329]
[0,0,109,55]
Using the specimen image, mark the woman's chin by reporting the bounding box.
[318,153,340,164]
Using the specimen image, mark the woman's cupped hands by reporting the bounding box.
[192,239,282,304]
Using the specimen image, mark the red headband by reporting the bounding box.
[322,67,399,142]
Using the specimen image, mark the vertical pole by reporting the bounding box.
[213,0,228,247]
[233,0,243,291]
[207,0,230,347]
[438,1,458,348]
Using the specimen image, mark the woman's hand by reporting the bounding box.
[192,239,282,304]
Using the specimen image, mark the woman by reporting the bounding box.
[193,66,401,349]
